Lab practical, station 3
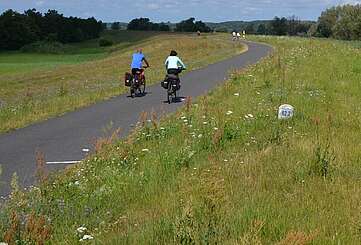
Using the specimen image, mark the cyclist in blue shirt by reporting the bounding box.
[131,48,149,77]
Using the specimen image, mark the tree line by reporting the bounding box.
[0,9,104,50]
[240,17,313,37]
[126,18,170,31]
[249,4,361,41]
[126,17,211,33]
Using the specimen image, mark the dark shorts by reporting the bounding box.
[167,68,181,76]
[132,68,144,75]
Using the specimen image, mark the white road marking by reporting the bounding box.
[46,161,81,165]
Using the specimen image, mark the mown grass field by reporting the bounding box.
[0,30,245,133]
[1,36,361,244]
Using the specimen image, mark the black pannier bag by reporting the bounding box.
[162,74,180,90]
[124,72,132,87]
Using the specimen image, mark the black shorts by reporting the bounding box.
[132,68,144,75]
[167,68,181,75]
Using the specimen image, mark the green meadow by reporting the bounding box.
[1,35,361,244]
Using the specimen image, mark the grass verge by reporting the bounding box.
[1,36,361,244]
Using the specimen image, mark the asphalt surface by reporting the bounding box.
[0,41,272,196]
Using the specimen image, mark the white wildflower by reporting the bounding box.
[77,226,87,233]
[142,149,150,152]
[234,93,240,96]
[226,111,233,115]
[160,127,165,130]
[198,134,203,138]
[214,127,218,130]
[80,235,94,241]
[203,122,208,125]
[247,114,254,118]
[74,181,80,186]
[224,159,228,162]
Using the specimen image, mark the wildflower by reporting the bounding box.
[183,119,188,123]
[74,181,80,185]
[160,127,165,130]
[234,93,240,96]
[77,226,87,233]
[188,125,193,128]
[198,134,203,138]
[214,127,218,130]
[244,115,249,119]
[80,235,94,241]
[226,111,233,115]
[202,115,206,119]
[224,159,228,162]
[203,122,208,125]
[247,114,254,118]
[180,116,186,120]
[141,149,150,152]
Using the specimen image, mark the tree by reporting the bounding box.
[256,24,267,35]
[111,22,120,30]
[127,18,153,30]
[175,18,211,32]
[0,9,38,50]
[270,16,288,35]
[316,7,339,38]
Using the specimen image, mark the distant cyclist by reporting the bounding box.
[165,50,186,76]
[131,48,149,77]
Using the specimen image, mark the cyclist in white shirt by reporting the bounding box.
[165,50,186,76]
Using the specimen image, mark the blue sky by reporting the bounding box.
[1,0,360,22]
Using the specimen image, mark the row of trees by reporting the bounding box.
[241,17,312,36]
[127,18,170,31]
[126,17,212,33]
[0,9,104,50]
[311,4,361,40]
[175,18,212,32]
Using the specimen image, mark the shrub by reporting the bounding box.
[99,38,113,47]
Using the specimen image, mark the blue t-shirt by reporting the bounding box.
[131,53,145,69]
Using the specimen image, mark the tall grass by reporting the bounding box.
[1,36,361,244]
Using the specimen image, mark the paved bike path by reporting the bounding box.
[0,41,272,196]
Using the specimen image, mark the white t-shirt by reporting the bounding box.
[165,56,186,69]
